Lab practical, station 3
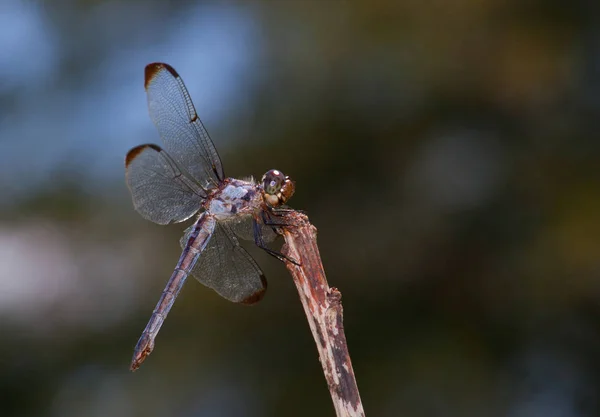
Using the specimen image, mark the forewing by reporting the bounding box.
[180,222,267,304]
[126,144,205,225]
[145,63,225,190]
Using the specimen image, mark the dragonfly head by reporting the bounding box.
[261,169,295,207]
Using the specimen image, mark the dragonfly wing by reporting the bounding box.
[180,221,267,304]
[145,63,225,190]
[126,144,205,225]
[228,214,278,243]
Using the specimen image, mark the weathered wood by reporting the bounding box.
[280,211,365,417]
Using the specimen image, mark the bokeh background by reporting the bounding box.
[2,0,600,416]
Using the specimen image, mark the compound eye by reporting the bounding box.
[262,169,285,195]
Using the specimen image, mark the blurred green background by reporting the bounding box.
[2,0,600,416]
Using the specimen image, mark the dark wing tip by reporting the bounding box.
[125,144,162,167]
[144,62,179,89]
[239,274,268,305]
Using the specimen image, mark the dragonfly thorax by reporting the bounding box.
[261,169,295,207]
[207,180,260,220]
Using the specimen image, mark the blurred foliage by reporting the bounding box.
[2,0,600,416]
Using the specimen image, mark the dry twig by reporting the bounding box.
[279,211,365,417]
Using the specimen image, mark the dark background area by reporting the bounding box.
[1,1,600,416]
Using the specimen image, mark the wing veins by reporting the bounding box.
[160,98,219,188]
[145,63,225,189]
[154,149,208,198]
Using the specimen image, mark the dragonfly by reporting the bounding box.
[125,63,295,371]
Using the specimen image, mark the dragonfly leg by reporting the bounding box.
[253,216,300,265]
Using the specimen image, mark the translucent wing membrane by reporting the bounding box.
[126,144,205,225]
[227,214,278,243]
[145,63,225,190]
[180,221,267,304]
